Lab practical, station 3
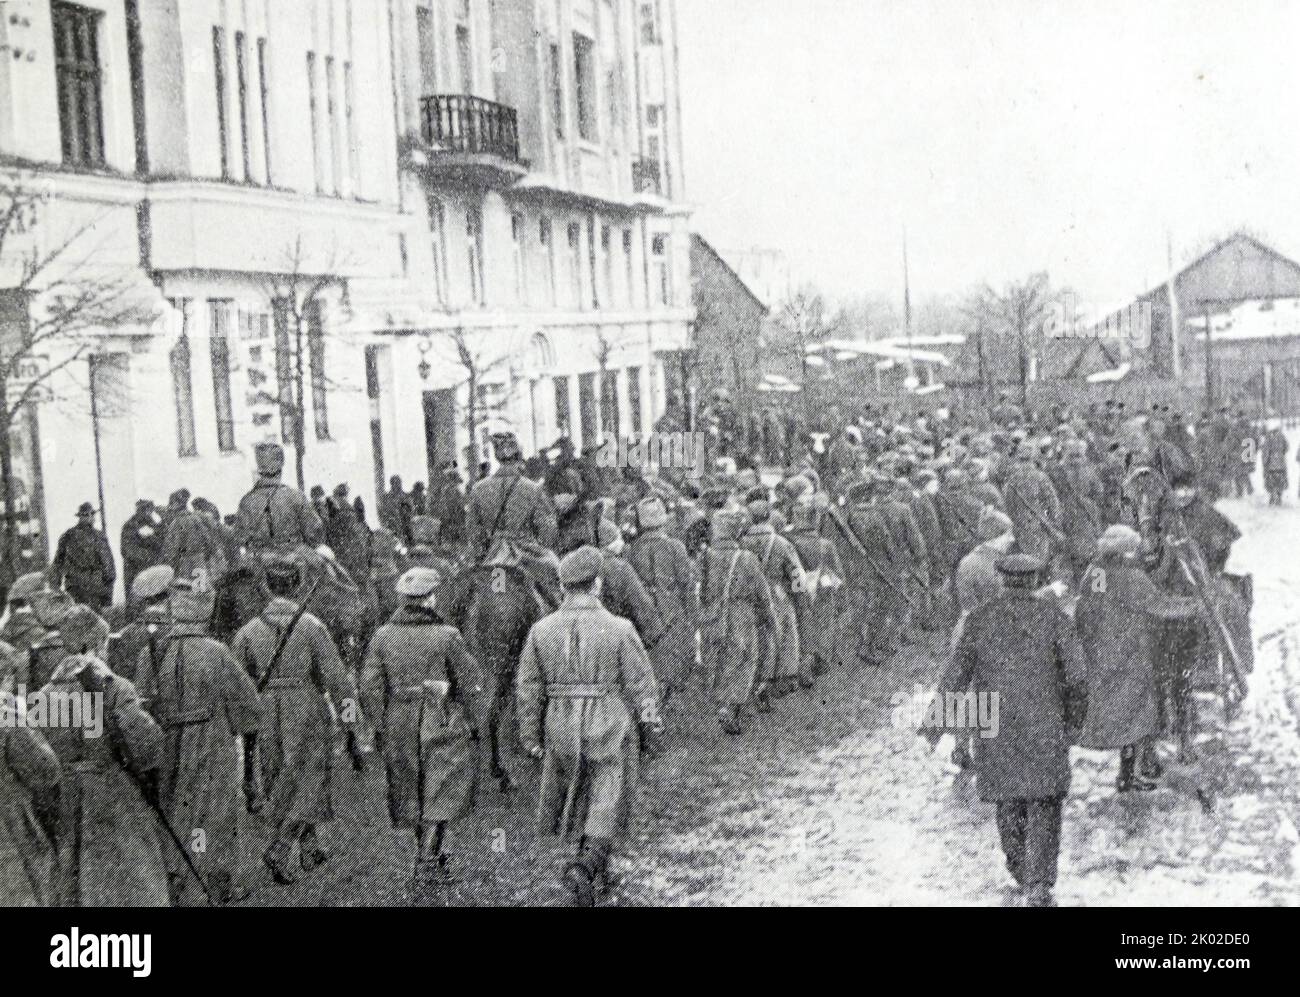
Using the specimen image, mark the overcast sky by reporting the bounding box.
[676,0,1300,307]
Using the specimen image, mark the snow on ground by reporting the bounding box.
[635,457,1300,907]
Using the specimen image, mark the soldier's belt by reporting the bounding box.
[160,707,214,728]
[391,680,451,702]
[67,759,109,774]
[545,683,613,699]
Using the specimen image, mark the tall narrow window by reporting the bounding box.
[212,27,230,178]
[540,217,557,305]
[306,52,324,192]
[169,301,198,457]
[466,206,485,306]
[567,222,583,308]
[578,372,598,447]
[258,38,272,183]
[548,43,564,139]
[325,55,341,194]
[456,0,473,92]
[429,198,448,304]
[344,62,359,196]
[53,2,105,167]
[235,31,252,181]
[272,298,298,444]
[306,300,330,440]
[651,233,670,306]
[208,300,236,451]
[416,8,437,94]
[627,365,643,434]
[600,370,619,440]
[553,375,572,436]
[601,225,612,310]
[622,229,634,307]
[511,213,528,306]
[587,215,600,309]
[573,33,597,142]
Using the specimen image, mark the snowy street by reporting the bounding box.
[626,476,1300,907]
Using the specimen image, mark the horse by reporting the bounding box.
[444,563,544,795]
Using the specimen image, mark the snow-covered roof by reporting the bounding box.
[1186,297,1300,342]
[1086,362,1132,384]
[808,338,950,366]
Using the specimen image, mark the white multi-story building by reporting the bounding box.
[0,0,692,598]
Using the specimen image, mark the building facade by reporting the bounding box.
[0,0,692,598]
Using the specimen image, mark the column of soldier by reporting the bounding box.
[0,392,1257,908]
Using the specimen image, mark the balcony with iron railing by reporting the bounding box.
[417,94,528,184]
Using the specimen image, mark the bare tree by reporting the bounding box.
[1,177,157,578]
[435,324,513,486]
[965,272,1057,406]
[772,284,844,416]
[261,235,352,492]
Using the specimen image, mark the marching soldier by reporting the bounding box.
[741,490,808,700]
[880,478,930,643]
[134,577,262,904]
[625,495,699,700]
[843,478,906,668]
[39,605,170,906]
[594,517,666,663]
[1003,442,1062,564]
[51,502,117,611]
[361,566,487,885]
[163,499,228,590]
[231,555,359,884]
[466,431,561,607]
[927,554,1087,908]
[784,494,844,681]
[1051,439,1104,585]
[235,442,325,552]
[0,669,60,905]
[516,546,663,906]
[108,565,174,683]
[700,511,776,734]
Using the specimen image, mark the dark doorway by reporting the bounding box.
[423,388,457,489]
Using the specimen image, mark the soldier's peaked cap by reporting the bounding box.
[8,572,50,602]
[130,564,175,601]
[559,545,603,586]
[59,605,110,654]
[994,553,1044,576]
[636,495,668,529]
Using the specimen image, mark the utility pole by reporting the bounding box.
[902,231,916,390]
[1203,303,1214,412]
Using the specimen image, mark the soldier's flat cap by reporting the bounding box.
[733,468,759,491]
[995,553,1045,576]
[746,497,770,520]
[559,545,603,586]
[254,441,286,473]
[131,565,175,601]
[59,605,110,654]
[710,511,743,543]
[410,515,442,545]
[396,566,442,597]
[596,518,622,550]
[76,502,95,516]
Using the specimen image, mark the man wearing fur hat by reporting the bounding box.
[2,573,49,660]
[1075,525,1200,791]
[516,545,662,906]
[466,431,560,607]
[362,566,487,885]
[741,489,808,700]
[25,581,76,690]
[134,577,261,904]
[232,556,358,884]
[625,496,697,698]
[38,605,170,905]
[235,442,325,552]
